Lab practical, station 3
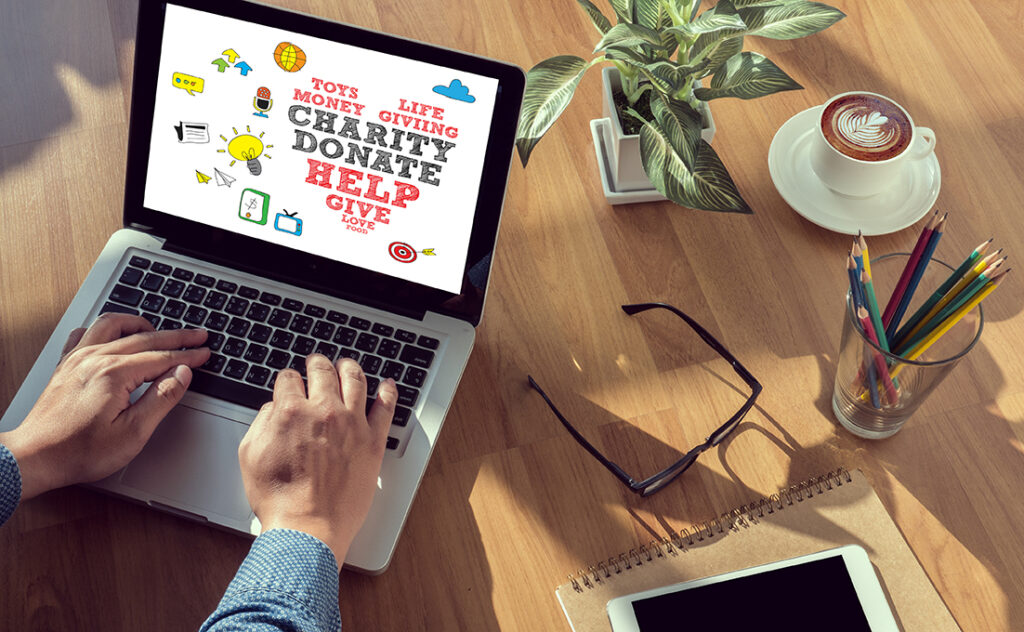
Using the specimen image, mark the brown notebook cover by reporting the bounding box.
[556,469,959,632]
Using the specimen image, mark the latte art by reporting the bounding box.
[821,94,912,162]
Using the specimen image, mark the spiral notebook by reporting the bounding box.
[556,469,960,632]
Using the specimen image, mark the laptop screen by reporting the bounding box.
[143,4,500,295]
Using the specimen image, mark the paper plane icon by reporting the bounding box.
[214,168,236,187]
[196,170,211,184]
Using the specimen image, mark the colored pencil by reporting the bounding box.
[858,306,899,404]
[858,232,871,280]
[885,213,947,341]
[882,210,939,328]
[847,254,863,308]
[890,238,992,348]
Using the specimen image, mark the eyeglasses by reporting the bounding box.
[528,302,762,497]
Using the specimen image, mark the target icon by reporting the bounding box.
[388,241,417,263]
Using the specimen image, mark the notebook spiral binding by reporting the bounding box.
[568,468,852,592]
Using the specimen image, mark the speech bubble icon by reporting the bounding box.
[171,72,205,96]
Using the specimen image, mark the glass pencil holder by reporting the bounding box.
[832,253,984,439]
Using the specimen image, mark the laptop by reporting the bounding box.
[0,0,523,574]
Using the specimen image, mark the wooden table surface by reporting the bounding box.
[2,0,1023,629]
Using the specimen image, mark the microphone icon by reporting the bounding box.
[253,87,273,118]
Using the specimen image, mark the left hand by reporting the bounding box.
[0,314,210,500]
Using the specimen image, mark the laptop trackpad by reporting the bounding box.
[121,404,252,521]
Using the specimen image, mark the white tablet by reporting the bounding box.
[606,545,898,631]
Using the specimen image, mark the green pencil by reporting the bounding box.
[862,269,900,387]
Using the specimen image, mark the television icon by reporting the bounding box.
[239,188,270,225]
[274,210,302,236]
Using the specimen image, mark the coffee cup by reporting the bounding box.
[809,91,935,198]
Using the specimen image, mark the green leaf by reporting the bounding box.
[731,0,808,7]
[594,23,666,53]
[739,2,845,40]
[639,122,752,212]
[515,56,594,166]
[669,1,746,37]
[608,0,633,23]
[575,0,612,35]
[639,59,710,93]
[633,0,662,29]
[605,45,651,65]
[691,33,744,75]
[694,51,802,100]
[650,94,703,170]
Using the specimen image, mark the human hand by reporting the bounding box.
[0,314,210,500]
[238,355,397,563]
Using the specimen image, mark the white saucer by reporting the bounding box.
[768,105,940,236]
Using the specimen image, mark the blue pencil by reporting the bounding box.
[885,213,947,342]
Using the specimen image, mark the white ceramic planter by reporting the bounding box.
[599,66,716,193]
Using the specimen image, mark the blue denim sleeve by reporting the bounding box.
[200,529,342,632]
[0,443,22,527]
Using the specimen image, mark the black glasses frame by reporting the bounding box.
[528,302,762,497]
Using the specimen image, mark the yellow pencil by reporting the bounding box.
[858,232,871,280]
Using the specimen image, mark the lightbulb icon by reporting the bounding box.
[218,126,273,176]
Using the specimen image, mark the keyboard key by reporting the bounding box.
[119,267,144,286]
[109,284,143,307]
[141,293,165,313]
[158,320,182,330]
[260,292,281,306]
[267,349,291,369]
[223,337,247,357]
[315,342,338,359]
[289,355,307,376]
[269,309,292,328]
[140,273,164,292]
[395,329,417,343]
[202,353,226,373]
[268,371,279,389]
[152,262,172,275]
[226,317,251,338]
[225,297,250,316]
[400,345,435,369]
[238,286,260,300]
[366,376,379,396]
[282,298,303,312]
[371,323,394,337]
[129,255,151,269]
[204,291,228,310]
[360,355,382,375]
[206,332,225,352]
[403,366,427,387]
[350,317,371,330]
[396,385,419,407]
[326,310,348,324]
[161,279,185,298]
[141,313,161,328]
[100,301,138,316]
[244,344,269,364]
[183,306,208,325]
[417,335,440,350]
[224,359,249,380]
[392,406,412,427]
[304,304,326,318]
[291,336,315,356]
[381,361,404,381]
[270,330,294,349]
[194,274,215,287]
[377,339,401,359]
[216,280,238,293]
[246,303,270,322]
[338,348,360,361]
[245,365,271,387]
[248,324,272,343]
[311,321,335,341]
[182,285,207,304]
[162,300,186,319]
[172,268,194,282]
[386,437,399,450]
[333,327,356,346]
[205,312,229,331]
[355,333,379,353]
[289,315,313,334]
[188,371,272,410]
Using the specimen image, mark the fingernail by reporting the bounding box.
[174,364,192,388]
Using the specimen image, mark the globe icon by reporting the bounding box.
[274,42,306,72]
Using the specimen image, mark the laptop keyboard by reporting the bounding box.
[99,254,441,452]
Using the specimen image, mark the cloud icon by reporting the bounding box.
[433,79,476,103]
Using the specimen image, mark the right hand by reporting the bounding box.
[238,355,397,563]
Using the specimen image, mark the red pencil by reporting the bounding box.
[857,306,899,405]
[882,210,939,328]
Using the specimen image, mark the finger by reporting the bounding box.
[61,328,87,356]
[102,327,209,356]
[273,368,307,400]
[239,400,274,464]
[109,347,211,388]
[305,354,341,403]
[79,313,155,347]
[336,357,367,410]
[367,378,398,442]
[121,364,193,444]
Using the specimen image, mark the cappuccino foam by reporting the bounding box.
[821,94,912,162]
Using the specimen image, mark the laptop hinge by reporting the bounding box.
[160,240,428,321]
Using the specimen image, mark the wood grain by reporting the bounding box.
[2,0,1023,629]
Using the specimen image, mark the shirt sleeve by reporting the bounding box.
[200,528,342,632]
[0,443,22,527]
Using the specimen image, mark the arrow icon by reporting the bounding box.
[213,168,236,187]
[196,170,211,184]
[420,248,436,256]
[235,61,252,76]
[211,58,229,73]
[222,48,240,63]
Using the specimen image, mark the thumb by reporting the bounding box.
[59,327,88,361]
[126,365,192,441]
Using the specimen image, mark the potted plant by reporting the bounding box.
[515,0,845,213]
